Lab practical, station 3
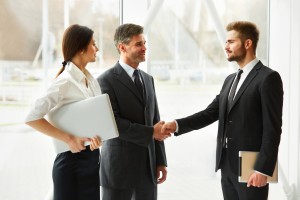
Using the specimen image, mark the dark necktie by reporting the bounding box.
[228,69,243,107]
[133,69,144,97]
[224,69,243,148]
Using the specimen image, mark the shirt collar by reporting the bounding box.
[239,58,259,74]
[66,62,93,82]
[119,59,139,79]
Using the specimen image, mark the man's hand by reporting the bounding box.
[161,121,177,134]
[157,166,167,184]
[247,172,268,187]
[153,121,171,141]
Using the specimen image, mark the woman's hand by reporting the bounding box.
[67,135,90,153]
[90,136,102,151]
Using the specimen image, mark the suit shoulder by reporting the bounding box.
[260,65,281,77]
[97,67,115,81]
[140,70,153,78]
[224,72,236,82]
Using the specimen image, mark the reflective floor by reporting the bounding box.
[0,83,286,200]
[0,124,286,200]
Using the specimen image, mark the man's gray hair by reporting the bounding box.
[114,23,144,53]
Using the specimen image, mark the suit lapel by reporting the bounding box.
[221,74,235,115]
[229,62,262,112]
[140,71,149,104]
[113,64,144,104]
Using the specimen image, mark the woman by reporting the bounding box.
[25,24,102,200]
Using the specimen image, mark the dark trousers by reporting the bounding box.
[101,156,157,200]
[220,149,269,200]
[52,147,100,200]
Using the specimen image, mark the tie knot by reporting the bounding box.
[237,69,243,76]
[133,69,140,77]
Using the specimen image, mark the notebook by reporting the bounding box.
[238,151,278,183]
[47,94,119,153]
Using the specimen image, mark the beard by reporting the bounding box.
[132,52,146,63]
[227,46,247,62]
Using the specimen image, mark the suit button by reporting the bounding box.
[229,120,233,123]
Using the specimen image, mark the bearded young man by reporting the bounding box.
[162,21,284,200]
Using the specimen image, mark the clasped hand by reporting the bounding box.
[67,135,102,153]
[153,121,177,141]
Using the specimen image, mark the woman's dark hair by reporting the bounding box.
[55,24,94,78]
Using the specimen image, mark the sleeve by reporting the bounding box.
[254,71,283,176]
[25,78,69,122]
[175,95,220,136]
[151,77,167,166]
[97,73,153,147]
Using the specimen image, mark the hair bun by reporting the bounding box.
[62,61,68,66]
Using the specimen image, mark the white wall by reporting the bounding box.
[269,0,300,199]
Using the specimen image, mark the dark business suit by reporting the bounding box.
[97,62,167,200]
[175,61,283,199]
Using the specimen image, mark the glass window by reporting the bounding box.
[146,0,277,199]
[0,0,119,199]
[0,0,119,104]
[1,1,285,199]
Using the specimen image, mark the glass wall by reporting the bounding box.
[1,0,286,199]
[144,0,280,199]
[0,0,120,123]
[0,0,120,199]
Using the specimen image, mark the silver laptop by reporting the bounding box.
[47,94,119,153]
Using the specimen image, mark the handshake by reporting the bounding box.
[153,121,177,141]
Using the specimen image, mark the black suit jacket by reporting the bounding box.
[97,62,167,189]
[175,61,283,176]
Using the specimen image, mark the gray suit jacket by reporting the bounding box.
[175,61,283,176]
[97,62,167,189]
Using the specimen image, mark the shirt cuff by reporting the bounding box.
[174,120,179,133]
[255,170,268,177]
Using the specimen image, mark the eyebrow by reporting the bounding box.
[135,40,146,45]
[226,39,235,42]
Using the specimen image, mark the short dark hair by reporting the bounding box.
[226,21,259,53]
[114,23,144,53]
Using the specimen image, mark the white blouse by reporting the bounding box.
[25,62,102,122]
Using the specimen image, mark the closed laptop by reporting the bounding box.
[239,151,278,183]
[47,94,119,153]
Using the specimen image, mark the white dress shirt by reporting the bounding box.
[119,59,143,84]
[231,58,259,99]
[25,62,102,122]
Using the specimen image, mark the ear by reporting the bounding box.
[79,49,85,54]
[119,43,126,53]
[244,39,252,50]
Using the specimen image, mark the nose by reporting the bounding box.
[224,43,229,51]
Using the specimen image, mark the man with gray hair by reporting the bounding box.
[97,23,170,200]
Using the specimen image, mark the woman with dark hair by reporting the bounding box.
[25,24,102,200]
